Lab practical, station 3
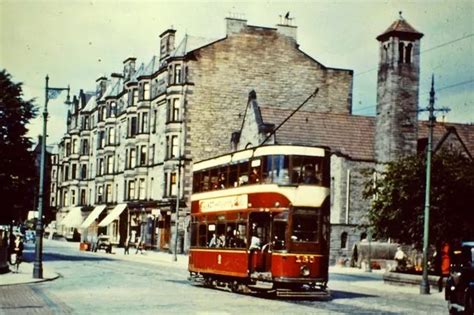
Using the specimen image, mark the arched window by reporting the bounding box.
[405,43,412,63]
[398,42,404,63]
[383,45,389,63]
[341,232,348,249]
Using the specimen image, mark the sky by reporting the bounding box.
[1,0,473,146]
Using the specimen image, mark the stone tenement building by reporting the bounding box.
[52,16,352,251]
[233,17,474,264]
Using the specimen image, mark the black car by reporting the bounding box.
[95,235,112,253]
[446,241,474,314]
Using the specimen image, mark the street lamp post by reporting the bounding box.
[33,75,70,279]
[419,78,435,294]
[172,155,181,262]
[419,76,449,294]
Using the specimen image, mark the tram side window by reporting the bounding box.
[291,209,319,242]
[225,223,236,247]
[190,222,198,246]
[193,172,201,193]
[291,156,323,185]
[217,166,228,189]
[234,223,247,248]
[207,223,216,247]
[198,224,207,247]
[210,168,219,190]
[238,160,249,186]
[198,170,210,192]
[273,212,288,250]
[228,163,238,187]
[249,158,261,184]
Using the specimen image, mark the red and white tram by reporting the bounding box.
[188,145,331,297]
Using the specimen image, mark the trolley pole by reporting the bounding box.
[419,75,449,294]
[33,75,70,279]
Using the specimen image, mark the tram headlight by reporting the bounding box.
[300,265,310,277]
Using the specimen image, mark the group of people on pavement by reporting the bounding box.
[1,228,25,273]
[394,242,451,292]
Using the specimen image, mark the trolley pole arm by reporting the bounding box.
[259,88,319,146]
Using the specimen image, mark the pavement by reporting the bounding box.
[0,261,59,286]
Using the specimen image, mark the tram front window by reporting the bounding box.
[273,220,287,250]
[291,209,319,243]
[262,155,324,186]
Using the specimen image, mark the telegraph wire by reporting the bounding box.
[352,77,474,114]
[353,33,474,78]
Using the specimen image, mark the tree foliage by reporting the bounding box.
[0,69,37,224]
[363,150,474,248]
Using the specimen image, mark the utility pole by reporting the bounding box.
[33,76,70,279]
[173,143,181,262]
[419,75,450,294]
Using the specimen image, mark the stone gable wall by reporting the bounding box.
[185,27,353,162]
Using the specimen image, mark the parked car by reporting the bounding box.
[445,241,474,314]
[95,235,112,253]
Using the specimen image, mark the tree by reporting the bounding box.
[0,70,38,224]
[363,149,474,248]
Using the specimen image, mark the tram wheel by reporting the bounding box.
[230,281,239,293]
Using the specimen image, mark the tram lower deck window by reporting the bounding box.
[291,210,319,242]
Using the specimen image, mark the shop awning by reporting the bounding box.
[60,207,84,228]
[80,205,107,229]
[98,204,127,227]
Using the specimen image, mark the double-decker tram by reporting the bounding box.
[188,145,331,298]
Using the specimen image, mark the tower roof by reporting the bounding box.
[377,14,423,41]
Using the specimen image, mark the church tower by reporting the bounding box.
[374,13,424,164]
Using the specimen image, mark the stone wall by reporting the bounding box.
[329,155,375,265]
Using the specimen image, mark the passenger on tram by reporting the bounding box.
[231,230,246,248]
[218,173,226,189]
[303,164,317,184]
[217,233,226,247]
[249,168,260,184]
[209,233,218,247]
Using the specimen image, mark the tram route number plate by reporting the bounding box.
[295,255,316,263]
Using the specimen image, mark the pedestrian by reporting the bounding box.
[135,237,144,254]
[438,242,450,292]
[124,235,130,255]
[11,235,24,273]
[91,234,98,252]
[394,246,407,271]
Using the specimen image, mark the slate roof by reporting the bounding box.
[82,95,97,112]
[259,107,474,161]
[141,56,159,78]
[128,63,145,83]
[377,17,423,41]
[260,107,375,160]
[418,120,474,156]
[172,35,220,57]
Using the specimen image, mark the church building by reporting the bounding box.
[232,16,474,264]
